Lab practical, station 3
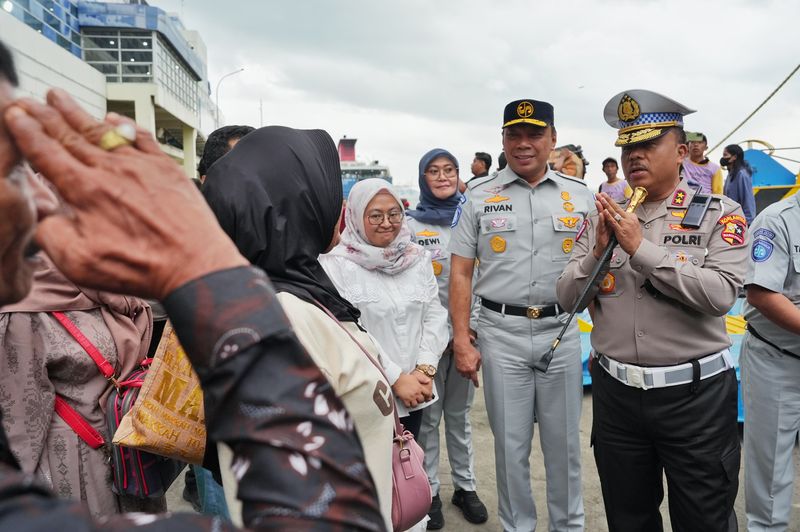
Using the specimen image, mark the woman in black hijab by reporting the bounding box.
[203,127,394,530]
[204,126,359,322]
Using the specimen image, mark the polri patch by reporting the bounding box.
[562,238,574,254]
[718,214,747,246]
[671,189,687,207]
[752,239,774,262]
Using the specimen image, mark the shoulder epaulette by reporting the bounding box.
[554,171,588,187]
[467,173,497,190]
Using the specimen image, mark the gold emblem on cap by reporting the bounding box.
[517,101,534,119]
[617,94,641,122]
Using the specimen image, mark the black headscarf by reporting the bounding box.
[203,126,360,322]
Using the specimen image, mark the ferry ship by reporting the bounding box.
[337,137,392,198]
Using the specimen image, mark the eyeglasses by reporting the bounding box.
[425,166,457,179]
[366,210,404,225]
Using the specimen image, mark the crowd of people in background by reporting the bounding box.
[0,36,796,532]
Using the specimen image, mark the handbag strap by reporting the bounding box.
[310,300,406,436]
[53,395,106,449]
[51,311,118,386]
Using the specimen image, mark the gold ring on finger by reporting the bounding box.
[98,123,136,151]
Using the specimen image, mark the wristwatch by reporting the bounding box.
[414,364,437,378]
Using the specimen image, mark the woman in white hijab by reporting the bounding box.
[321,178,449,437]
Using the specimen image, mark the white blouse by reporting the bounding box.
[320,254,449,412]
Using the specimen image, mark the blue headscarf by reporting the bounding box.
[406,148,463,226]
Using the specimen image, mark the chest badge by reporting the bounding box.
[432,260,443,276]
[562,238,574,254]
[558,216,581,229]
[490,235,507,253]
[670,189,687,207]
[599,272,616,294]
[485,194,511,204]
[416,229,439,238]
[670,210,686,219]
[561,191,571,201]
[563,201,575,212]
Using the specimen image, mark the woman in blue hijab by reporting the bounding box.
[407,149,488,529]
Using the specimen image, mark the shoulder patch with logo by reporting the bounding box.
[753,228,776,240]
[718,214,747,246]
[451,204,463,228]
[752,239,774,262]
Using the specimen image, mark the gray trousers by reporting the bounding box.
[742,332,800,531]
[418,349,477,497]
[478,308,584,532]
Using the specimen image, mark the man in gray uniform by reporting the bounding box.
[558,89,748,531]
[741,191,800,531]
[449,99,592,531]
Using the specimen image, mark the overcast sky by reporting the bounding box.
[159,0,799,190]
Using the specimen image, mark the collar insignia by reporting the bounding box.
[671,189,687,207]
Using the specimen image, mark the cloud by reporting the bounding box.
[161,0,800,188]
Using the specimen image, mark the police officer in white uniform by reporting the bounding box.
[449,99,591,531]
[406,148,487,529]
[741,191,800,531]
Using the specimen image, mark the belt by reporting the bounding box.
[747,324,800,360]
[597,350,732,390]
[481,299,561,319]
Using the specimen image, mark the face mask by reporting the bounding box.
[719,157,731,167]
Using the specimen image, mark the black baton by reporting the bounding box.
[534,187,648,372]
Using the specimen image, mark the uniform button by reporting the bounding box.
[637,331,644,337]
[635,265,642,271]
[644,223,651,229]
[692,258,699,265]
[533,250,538,256]
[637,292,643,299]
[533,219,539,224]
[530,281,537,286]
